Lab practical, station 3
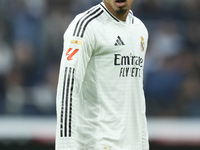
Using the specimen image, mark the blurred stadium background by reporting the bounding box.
[0,0,200,149]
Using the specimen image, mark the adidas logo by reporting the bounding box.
[114,36,125,46]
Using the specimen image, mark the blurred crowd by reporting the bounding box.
[0,0,200,117]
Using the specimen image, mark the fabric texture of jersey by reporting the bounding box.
[56,2,149,150]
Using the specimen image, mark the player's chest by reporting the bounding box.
[95,25,145,57]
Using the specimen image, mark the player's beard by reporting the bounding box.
[116,8,127,14]
[105,0,128,15]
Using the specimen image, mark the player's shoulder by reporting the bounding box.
[133,16,148,35]
[133,16,147,28]
[69,4,103,38]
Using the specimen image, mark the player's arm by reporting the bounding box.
[142,29,149,150]
[55,17,96,150]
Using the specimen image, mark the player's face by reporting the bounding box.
[104,0,134,15]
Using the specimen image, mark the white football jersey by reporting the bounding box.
[56,2,149,150]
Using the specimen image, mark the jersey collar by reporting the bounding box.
[99,2,134,24]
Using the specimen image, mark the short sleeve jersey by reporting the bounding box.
[56,2,149,150]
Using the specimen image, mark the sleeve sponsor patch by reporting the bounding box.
[70,39,83,45]
[66,48,79,61]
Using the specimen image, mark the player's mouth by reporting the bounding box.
[115,0,126,7]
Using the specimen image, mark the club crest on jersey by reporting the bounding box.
[102,145,112,150]
[70,39,83,45]
[140,36,145,52]
[66,48,79,61]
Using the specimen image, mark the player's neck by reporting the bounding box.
[103,1,129,22]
